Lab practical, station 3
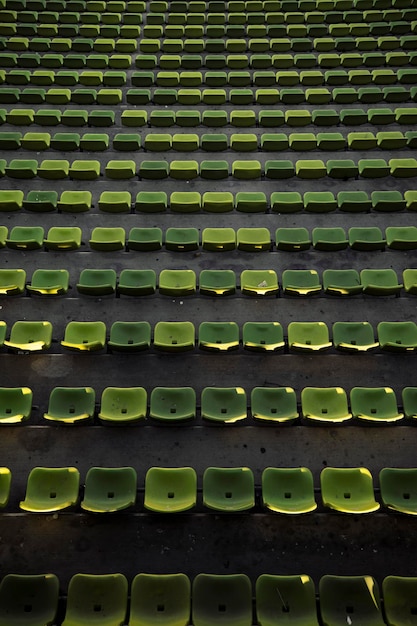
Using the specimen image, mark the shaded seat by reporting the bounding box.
[89,227,125,251]
[319,575,384,626]
[301,387,352,423]
[19,467,80,512]
[0,190,24,211]
[76,269,117,296]
[0,387,32,423]
[43,387,96,423]
[323,269,363,296]
[128,227,162,251]
[154,321,195,352]
[402,387,417,419]
[58,190,92,213]
[4,320,52,352]
[0,574,59,626]
[81,467,137,512]
[98,387,147,424]
[350,387,403,423]
[262,467,317,514]
[149,387,196,422]
[201,387,247,423]
[23,190,58,212]
[199,270,236,296]
[360,269,403,295]
[288,322,332,352]
[129,573,191,626]
[377,321,417,352]
[256,574,319,626]
[275,227,311,251]
[312,227,349,251]
[386,226,417,250]
[282,269,321,296]
[61,321,106,352]
[236,227,271,251]
[6,225,44,250]
[144,467,197,512]
[62,574,128,625]
[379,468,417,515]
[27,269,69,296]
[98,191,131,213]
[240,270,279,296]
[203,468,254,510]
[320,467,380,513]
[44,226,82,251]
[108,321,151,352]
[0,268,26,295]
[403,269,417,295]
[332,321,379,352]
[201,228,236,251]
[251,387,299,423]
[135,191,167,213]
[242,322,284,351]
[383,576,417,626]
[349,226,386,251]
[159,270,196,296]
[118,269,156,296]
[192,574,252,626]
[198,321,239,352]
[165,227,199,252]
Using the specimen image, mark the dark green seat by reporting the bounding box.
[0,574,59,626]
[379,469,417,515]
[20,467,80,512]
[62,574,128,624]
[320,575,384,624]
[108,321,151,352]
[98,387,147,423]
[251,387,298,423]
[149,387,196,422]
[261,469,317,513]
[130,574,191,626]
[81,468,137,512]
[256,574,319,624]
[76,269,117,296]
[202,469,254,509]
[144,467,197,512]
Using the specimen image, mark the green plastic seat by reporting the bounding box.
[61,321,106,352]
[0,131,22,150]
[108,321,151,352]
[20,467,80,512]
[27,269,69,296]
[377,321,417,352]
[349,227,385,251]
[192,574,252,626]
[159,270,196,296]
[390,158,417,178]
[81,467,137,513]
[201,228,235,252]
[149,387,196,422]
[199,322,239,352]
[332,321,379,352]
[201,192,233,213]
[23,190,57,212]
[0,269,26,295]
[127,228,162,252]
[301,387,352,423]
[169,160,199,179]
[105,159,136,179]
[304,191,337,213]
[312,228,348,251]
[199,269,236,297]
[337,191,371,212]
[129,574,191,626]
[383,576,417,626]
[37,159,69,180]
[242,322,284,352]
[200,387,247,425]
[251,387,298,423]
[76,269,116,296]
[256,574,319,625]
[358,158,390,178]
[282,269,321,296]
[386,226,417,251]
[62,573,128,625]
[261,468,317,513]
[144,467,197,512]
[135,191,167,213]
[164,228,199,252]
[4,320,52,352]
[0,189,23,211]
[288,321,331,352]
[320,576,384,626]
[403,269,417,295]
[237,227,271,251]
[43,387,95,423]
[379,469,417,515]
[360,269,402,295]
[232,159,261,179]
[0,574,59,626]
[50,132,80,151]
[270,191,303,213]
[320,468,380,513]
[69,159,101,180]
[276,227,311,251]
[154,321,195,352]
[5,158,38,179]
[89,227,125,251]
[0,387,32,423]
[371,190,406,212]
[44,226,81,251]
[58,190,92,212]
[98,191,131,214]
[350,387,403,422]
[202,468,254,509]
[240,270,279,296]
[98,387,147,424]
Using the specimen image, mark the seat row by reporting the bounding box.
[0,572,414,626]
[2,157,417,180]
[4,130,417,152]
[3,268,417,297]
[0,464,415,514]
[3,382,417,424]
[2,189,417,213]
[2,319,417,354]
[2,106,417,127]
[3,224,417,252]
[3,0,144,10]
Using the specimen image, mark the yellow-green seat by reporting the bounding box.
[4,320,52,352]
[154,321,195,352]
[301,387,352,423]
[202,468,254,509]
[43,386,96,423]
[320,468,380,513]
[0,574,59,626]
[319,575,384,626]
[379,469,417,515]
[288,321,331,352]
[332,321,379,352]
[62,573,128,625]
[251,387,299,423]
[282,269,321,296]
[261,468,317,513]
[144,467,197,512]
[80,468,137,513]
[27,269,69,296]
[0,268,26,295]
[256,574,319,625]
[159,269,196,296]
[61,321,106,352]
[19,467,80,512]
[98,387,147,423]
[149,387,196,422]
[0,387,32,423]
[377,321,417,352]
[44,226,82,251]
[89,227,125,251]
[77,269,117,296]
[129,574,191,626]
[242,322,284,351]
[198,321,239,352]
[350,387,403,423]
[192,574,252,626]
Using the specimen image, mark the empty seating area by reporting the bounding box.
[1,0,417,603]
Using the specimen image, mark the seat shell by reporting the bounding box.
[144,467,197,512]
[20,467,80,512]
[62,573,128,625]
[81,467,137,513]
[129,574,191,626]
[320,467,380,513]
[192,574,252,626]
[262,467,317,514]
[0,574,59,626]
[98,387,147,423]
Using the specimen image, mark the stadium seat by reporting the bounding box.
[383,576,417,626]
[19,467,80,512]
[198,322,239,352]
[282,270,321,296]
[377,321,417,352]
[149,387,196,422]
[27,269,69,296]
[61,321,106,352]
[379,469,417,515]
[154,321,195,352]
[81,467,137,513]
[144,467,197,512]
[256,575,319,625]
[89,227,125,251]
[62,574,128,624]
[98,387,147,423]
[332,321,379,352]
[0,387,32,423]
[0,269,26,295]
[44,226,82,251]
[242,322,285,351]
[201,387,247,423]
[301,387,352,423]
[350,387,404,422]
[192,574,252,626]
[0,574,59,626]
[240,270,279,296]
[320,468,380,513]
[262,467,317,514]
[107,322,151,352]
[360,269,403,295]
[288,321,332,352]
[276,227,311,251]
[129,574,191,626]
[319,575,384,625]
[202,468,254,509]
[250,387,299,423]
[43,387,96,423]
[6,226,44,250]
[4,320,52,352]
